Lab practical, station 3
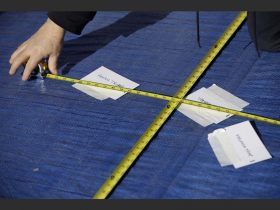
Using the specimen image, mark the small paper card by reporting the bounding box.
[177,84,249,127]
[208,121,272,169]
[72,66,139,100]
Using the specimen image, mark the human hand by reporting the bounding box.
[9,18,65,80]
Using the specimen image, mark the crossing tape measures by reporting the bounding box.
[45,11,279,198]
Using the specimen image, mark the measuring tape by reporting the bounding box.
[46,73,280,126]
[41,11,279,198]
[92,11,249,199]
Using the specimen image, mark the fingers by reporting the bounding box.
[9,18,64,80]
[10,50,60,80]
[9,42,27,64]
[22,57,42,81]
[48,55,59,75]
[9,51,29,76]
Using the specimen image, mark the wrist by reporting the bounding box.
[44,18,66,37]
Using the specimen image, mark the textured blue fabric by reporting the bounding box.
[0,12,279,199]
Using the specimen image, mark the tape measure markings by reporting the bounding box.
[45,12,270,198]
[46,74,280,126]
[92,11,248,199]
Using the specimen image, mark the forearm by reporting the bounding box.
[47,11,97,35]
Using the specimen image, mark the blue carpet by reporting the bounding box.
[0,11,279,199]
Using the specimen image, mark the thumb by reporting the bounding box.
[48,55,59,75]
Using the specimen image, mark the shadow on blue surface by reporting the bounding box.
[0,11,280,199]
[60,12,170,75]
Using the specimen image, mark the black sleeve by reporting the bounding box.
[247,12,280,52]
[47,12,97,35]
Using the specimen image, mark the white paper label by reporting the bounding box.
[177,84,249,127]
[72,66,139,100]
[208,121,272,169]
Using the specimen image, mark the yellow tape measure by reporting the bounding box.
[93,11,247,199]
[44,11,279,199]
[46,73,280,126]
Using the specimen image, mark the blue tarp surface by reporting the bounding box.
[0,11,279,199]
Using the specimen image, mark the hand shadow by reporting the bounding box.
[58,12,170,75]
